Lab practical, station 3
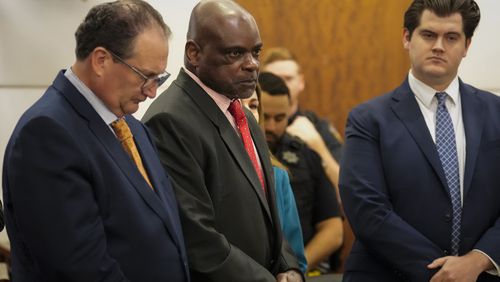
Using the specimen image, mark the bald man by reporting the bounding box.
[143,1,303,281]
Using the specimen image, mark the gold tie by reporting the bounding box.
[111,118,153,189]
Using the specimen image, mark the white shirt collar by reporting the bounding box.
[408,70,460,109]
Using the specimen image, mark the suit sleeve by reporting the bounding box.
[339,107,444,280]
[6,117,127,281]
[146,113,278,282]
[475,217,500,274]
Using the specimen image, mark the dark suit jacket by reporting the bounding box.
[340,78,500,281]
[143,69,299,282]
[2,71,189,282]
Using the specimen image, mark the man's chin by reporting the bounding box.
[236,87,256,99]
[223,90,253,100]
[422,65,449,77]
[122,103,140,116]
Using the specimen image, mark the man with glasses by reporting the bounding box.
[143,0,303,281]
[2,1,189,281]
[107,49,171,90]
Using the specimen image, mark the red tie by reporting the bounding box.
[228,100,266,192]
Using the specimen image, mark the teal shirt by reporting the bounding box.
[273,167,307,273]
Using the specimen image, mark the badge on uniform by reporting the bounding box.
[282,151,299,164]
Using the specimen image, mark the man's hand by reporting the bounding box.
[287,116,324,151]
[428,251,493,282]
[276,270,303,282]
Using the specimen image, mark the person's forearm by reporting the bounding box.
[309,139,341,200]
[304,219,343,270]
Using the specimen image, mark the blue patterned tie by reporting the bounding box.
[435,92,461,256]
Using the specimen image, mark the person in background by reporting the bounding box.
[263,48,347,272]
[340,0,500,281]
[259,72,343,275]
[2,1,189,281]
[262,47,342,192]
[242,86,308,274]
[142,1,303,281]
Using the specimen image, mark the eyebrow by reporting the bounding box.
[420,29,462,36]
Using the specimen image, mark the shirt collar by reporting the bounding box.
[408,70,460,109]
[64,67,119,125]
[183,67,233,113]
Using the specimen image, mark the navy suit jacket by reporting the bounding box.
[340,78,500,281]
[2,71,189,281]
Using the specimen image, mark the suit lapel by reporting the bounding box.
[459,82,484,199]
[247,112,279,230]
[128,118,184,248]
[174,69,272,220]
[390,80,450,194]
[53,71,183,248]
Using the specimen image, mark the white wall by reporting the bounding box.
[0,0,198,244]
[459,0,500,94]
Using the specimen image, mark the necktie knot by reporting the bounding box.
[228,99,245,123]
[436,92,448,106]
[111,118,133,142]
[110,118,153,190]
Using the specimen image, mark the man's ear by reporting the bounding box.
[185,40,201,68]
[463,38,472,57]
[297,73,305,93]
[90,47,109,77]
[403,28,411,50]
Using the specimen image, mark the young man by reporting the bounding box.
[262,47,342,199]
[2,1,189,281]
[340,0,500,281]
[259,72,343,273]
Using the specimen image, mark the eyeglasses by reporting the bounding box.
[108,49,170,89]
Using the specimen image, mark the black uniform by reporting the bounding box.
[289,109,343,162]
[289,109,345,271]
[273,133,341,245]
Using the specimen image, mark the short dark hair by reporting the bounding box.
[258,72,290,100]
[75,0,171,60]
[404,0,480,40]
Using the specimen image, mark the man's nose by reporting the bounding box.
[143,83,159,99]
[242,53,259,71]
[264,118,275,132]
[432,37,445,52]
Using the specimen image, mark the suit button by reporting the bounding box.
[444,213,452,222]
[443,249,449,256]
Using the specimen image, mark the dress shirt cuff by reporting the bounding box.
[472,249,500,276]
